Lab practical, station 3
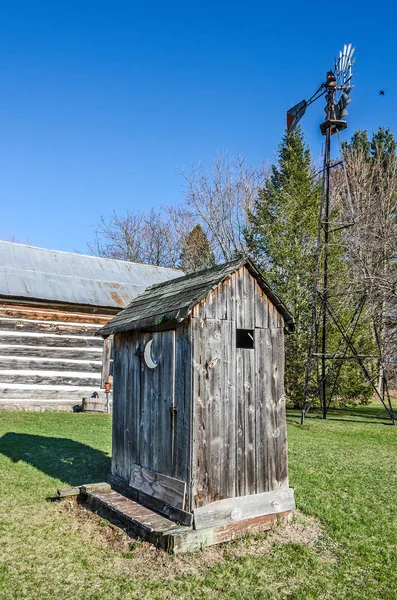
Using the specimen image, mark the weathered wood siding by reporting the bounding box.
[0,300,114,409]
[191,266,287,509]
[111,264,289,515]
[111,327,192,497]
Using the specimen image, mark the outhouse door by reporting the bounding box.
[136,330,175,477]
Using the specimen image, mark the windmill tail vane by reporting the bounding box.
[286,82,326,132]
[286,100,307,132]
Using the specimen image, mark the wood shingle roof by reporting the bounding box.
[97,257,295,336]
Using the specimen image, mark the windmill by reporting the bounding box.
[287,45,396,425]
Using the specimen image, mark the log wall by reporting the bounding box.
[0,300,116,410]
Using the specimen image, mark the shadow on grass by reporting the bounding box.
[329,405,394,418]
[287,416,393,426]
[0,433,111,486]
[286,406,395,426]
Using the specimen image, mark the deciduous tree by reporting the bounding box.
[336,128,397,388]
[181,152,267,262]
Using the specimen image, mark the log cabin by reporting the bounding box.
[0,240,181,411]
[94,257,296,552]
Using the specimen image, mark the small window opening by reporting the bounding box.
[236,329,254,349]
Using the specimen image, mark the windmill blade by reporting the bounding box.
[335,43,355,84]
[332,44,356,122]
[286,99,307,132]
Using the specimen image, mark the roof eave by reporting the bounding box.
[97,307,191,337]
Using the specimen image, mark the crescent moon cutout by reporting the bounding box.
[144,339,158,369]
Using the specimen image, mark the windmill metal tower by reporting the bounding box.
[286,45,396,425]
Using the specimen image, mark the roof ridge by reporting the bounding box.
[0,241,183,308]
[0,240,182,272]
[141,256,247,293]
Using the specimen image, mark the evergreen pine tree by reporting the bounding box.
[246,128,319,407]
[247,127,372,407]
[180,224,215,273]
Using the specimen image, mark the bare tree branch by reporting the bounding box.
[333,142,397,385]
[180,152,268,261]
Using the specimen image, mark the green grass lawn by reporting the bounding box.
[0,405,396,599]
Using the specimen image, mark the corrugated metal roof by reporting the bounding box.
[97,257,295,336]
[0,241,182,309]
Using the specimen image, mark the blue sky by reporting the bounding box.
[0,1,395,253]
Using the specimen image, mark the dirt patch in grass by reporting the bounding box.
[114,511,337,580]
[231,511,339,564]
[61,499,336,580]
[59,498,132,553]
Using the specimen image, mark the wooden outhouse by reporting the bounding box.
[96,257,296,552]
